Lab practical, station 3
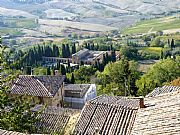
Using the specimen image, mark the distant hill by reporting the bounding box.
[0,0,179,39]
[0,0,179,29]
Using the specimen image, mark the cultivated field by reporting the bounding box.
[39,19,118,32]
[45,9,78,19]
[122,16,180,35]
[0,7,37,18]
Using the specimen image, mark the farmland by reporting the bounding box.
[122,16,180,35]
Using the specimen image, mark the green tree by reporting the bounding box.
[60,64,66,75]
[47,67,51,75]
[171,39,175,49]
[136,58,180,96]
[71,73,75,84]
[97,59,140,96]
[72,42,76,54]
[62,44,66,58]
[0,45,41,133]
[73,66,96,83]
[65,44,71,58]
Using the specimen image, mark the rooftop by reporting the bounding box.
[0,129,27,135]
[147,85,180,97]
[74,95,141,135]
[90,95,141,109]
[72,48,89,57]
[33,105,80,134]
[10,75,65,97]
[64,84,91,98]
[131,89,180,135]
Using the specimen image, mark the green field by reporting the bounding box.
[0,27,24,36]
[4,18,37,29]
[122,16,180,35]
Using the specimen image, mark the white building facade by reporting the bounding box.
[63,84,96,109]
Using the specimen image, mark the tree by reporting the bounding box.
[111,50,116,62]
[47,67,51,75]
[60,64,66,75]
[62,44,66,58]
[171,39,175,49]
[154,37,161,47]
[53,45,59,57]
[97,59,140,96]
[71,73,75,84]
[171,77,180,86]
[72,42,76,54]
[168,39,170,47]
[136,58,180,96]
[0,45,41,133]
[26,66,32,75]
[67,59,70,67]
[65,44,71,58]
[160,50,163,59]
[73,66,96,83]
[0,36,2,45]
[120,45,139,60]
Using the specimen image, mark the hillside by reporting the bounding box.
[0,0,179,47]
[122,15,180,35]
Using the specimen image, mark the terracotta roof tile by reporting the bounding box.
[74,95,140,135]
[131,89,180,135]
[10,75,65,97]
[147,85,180,97]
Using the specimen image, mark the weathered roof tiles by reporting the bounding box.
[10,75,65,97]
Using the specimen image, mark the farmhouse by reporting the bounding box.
[64,84,96,109]
[9,75,65,107]
[72,48,108,64]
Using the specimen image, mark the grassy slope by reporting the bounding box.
[122,16,180,35]
[4,18,37,29]
[0,27,23,36]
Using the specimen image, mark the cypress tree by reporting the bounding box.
[53,45,59,57]
[72,42,76,54]
[93,60,98,69]
[67,59,70,67]
[168,39,170,47]
[62,44,66,58]
[111,50,116,62]
[71,73,75,84]
[171,39,175,49]
[102,54,106,66]
[160,50,163,59]
[47,67,51,75]
[87,43,90,50]
[26,66,32,75]
[105,52,109,63]
[0,36,2,45]
[57,62,60,70]
[66,44,71,58]
[60,64,66,75]
[91,43,95,50]
[80,61,84,66]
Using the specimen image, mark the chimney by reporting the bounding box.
[54,70,59,76]
[139,97,145,108]
[132,96,145,108]
[95,127,100,135]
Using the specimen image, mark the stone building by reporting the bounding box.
[9,75,65,107]
[64,84,96,109]
[72,48,107,65]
